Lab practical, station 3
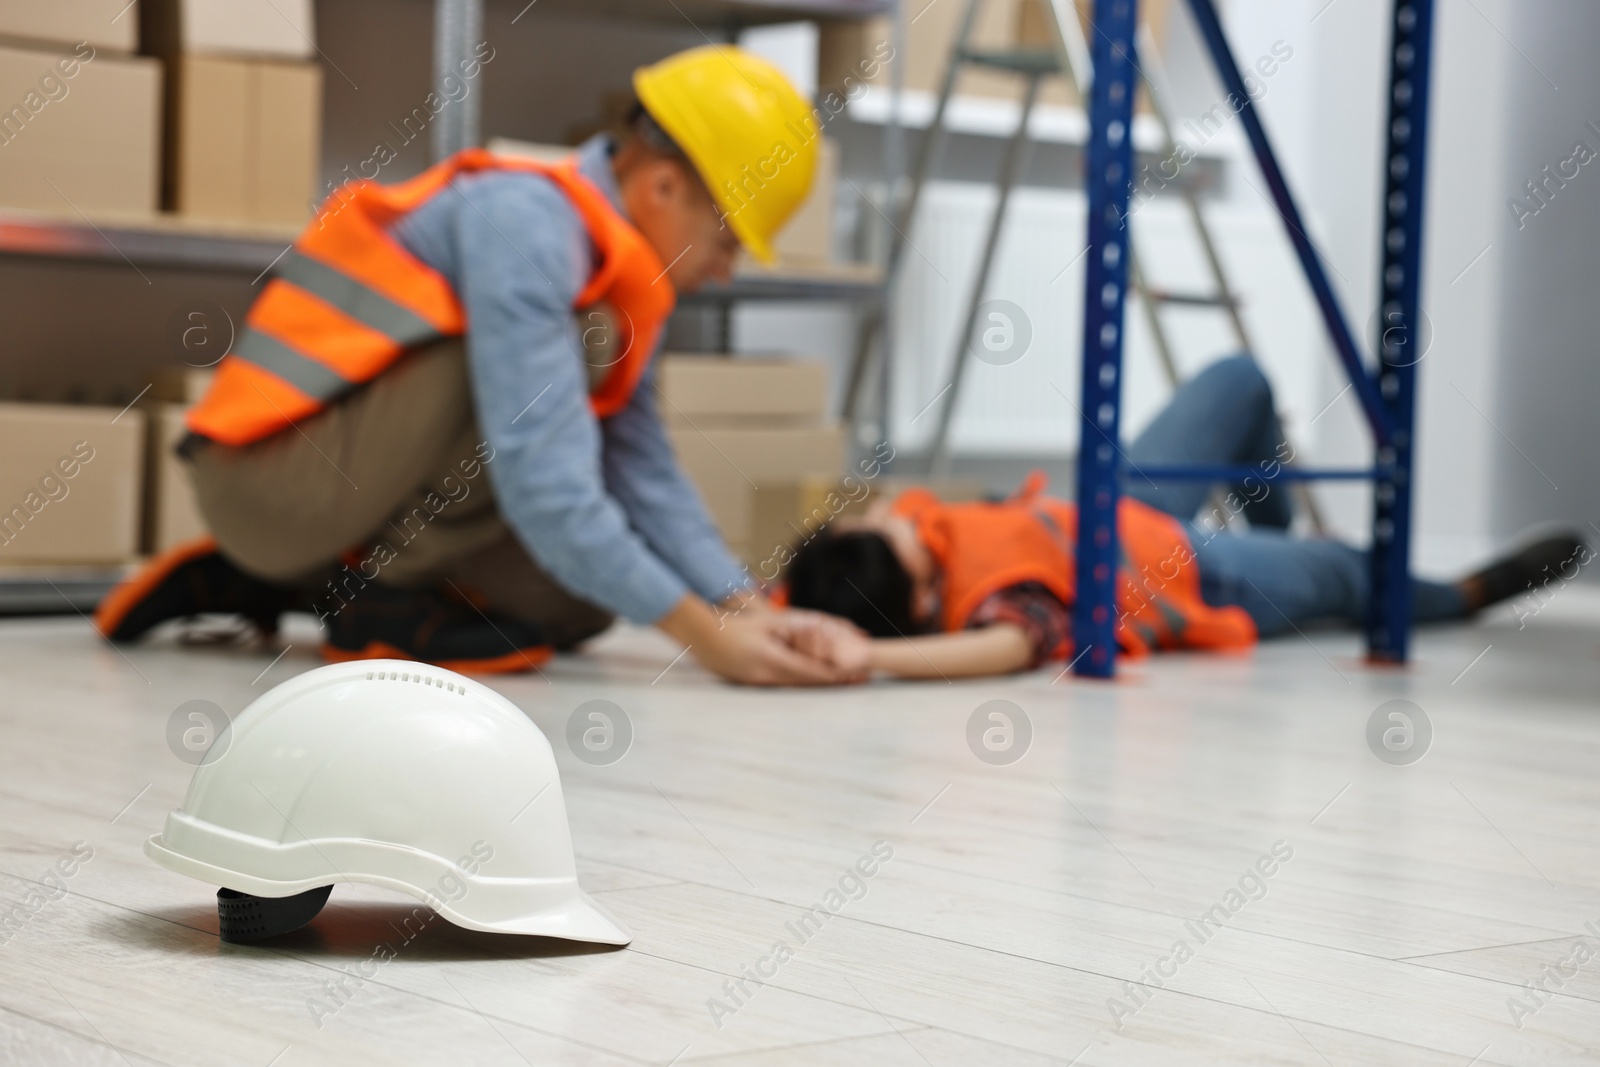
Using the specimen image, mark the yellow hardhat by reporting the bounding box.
[633,45,819,264]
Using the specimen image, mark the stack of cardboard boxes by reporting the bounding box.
[0,3,323,577]
[0,2,162,217]
[141,0,323,225]
[0,3,158,568]
[0,0,323,225]
[658,356,848,569]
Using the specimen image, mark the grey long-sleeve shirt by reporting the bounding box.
[389,136,750,623]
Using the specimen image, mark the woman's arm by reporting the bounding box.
[867,624,1034,679]
[788,615,1034,680]
[787,582,1067,681]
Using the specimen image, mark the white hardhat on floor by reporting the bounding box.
[145,659,630,946]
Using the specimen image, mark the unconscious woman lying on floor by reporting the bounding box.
[781,356,1587,680]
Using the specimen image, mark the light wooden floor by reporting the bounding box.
[2,589,1599,1066]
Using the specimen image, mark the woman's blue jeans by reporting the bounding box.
[1121,355,1464,637]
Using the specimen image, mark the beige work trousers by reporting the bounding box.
[184,338,613,648]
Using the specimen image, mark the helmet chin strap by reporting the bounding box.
[217,885,333,943]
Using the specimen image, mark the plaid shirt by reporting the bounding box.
[966,581,1070,669]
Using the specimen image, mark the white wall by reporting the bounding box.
[1489,0,1600,546]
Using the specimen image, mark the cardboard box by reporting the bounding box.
[140,0,316,61]
[486,137,573,165]
[746,476,869,568]
[141,403,208,553]
[0,1,138,54]
[1017,0,1171,51]
[747,475,987,558]
[688,469,759,547]
[1016,0,1170,107]
[822,0,1170,109]
[151,366,215,404]
[667,424,845,543]
[0,403,144,564]
[0,43,161,216]
[821,1,1025,102]
[816,20,875,98]
[658,356,829,426]
[739,475,987,573]
[1016,0,1066,49]
[165,54,321,224]
[773,136,838,264]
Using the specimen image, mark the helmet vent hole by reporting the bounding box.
[361,669,462,692]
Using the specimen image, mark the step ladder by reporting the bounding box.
[844,0,1326,529]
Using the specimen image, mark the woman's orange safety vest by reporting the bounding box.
[187,149,675,446]
[892,476,1257,658]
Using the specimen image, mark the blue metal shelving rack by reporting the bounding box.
[1071,0,1436,677]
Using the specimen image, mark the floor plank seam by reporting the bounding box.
[1393,935,1593,961]
[674,1025,936,1064]
[1393,958,1600,1005]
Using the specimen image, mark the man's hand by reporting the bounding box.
[782,611,875,677]
[657,595,865,686]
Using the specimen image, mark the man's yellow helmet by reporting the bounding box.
[634,45,819,264]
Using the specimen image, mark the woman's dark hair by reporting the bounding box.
[784,527,918,638]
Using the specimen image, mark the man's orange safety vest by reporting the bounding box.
[187,149,675,446]
[892,476,1257,658]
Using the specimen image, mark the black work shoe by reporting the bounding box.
[318,581,552,674]
[1459,532,1589,614]
[96,537,297,642]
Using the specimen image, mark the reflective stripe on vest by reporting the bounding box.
[274,251,442,349]
[232,327,353,401]
[185,150,674,447]
[224,249,446,408]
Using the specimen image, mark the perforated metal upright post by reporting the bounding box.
[1071,0,1140,678]
[1366,0,1435,662]
[432,0,483,162]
